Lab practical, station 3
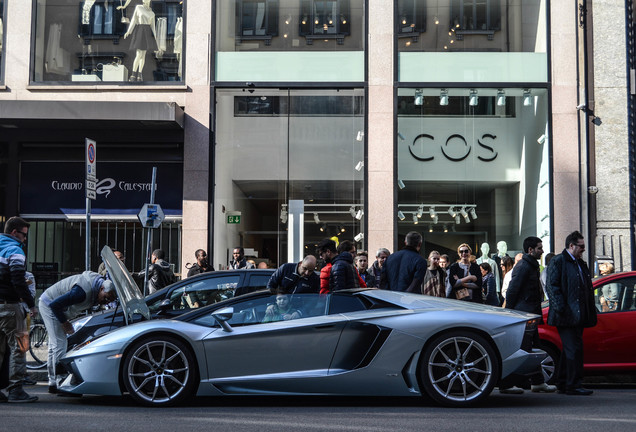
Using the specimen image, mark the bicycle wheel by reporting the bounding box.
[27,324,48,369]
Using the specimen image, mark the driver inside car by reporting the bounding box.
[262,293,301,323]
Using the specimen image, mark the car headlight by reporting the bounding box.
[71,315,92,333]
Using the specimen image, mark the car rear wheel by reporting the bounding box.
[539,343,559,384]
[419,331,499,407]
[122,336,197,407]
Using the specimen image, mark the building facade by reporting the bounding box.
[0,0,632,287]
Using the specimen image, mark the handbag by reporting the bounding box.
[455,287,470,300]
[15,309,29,354]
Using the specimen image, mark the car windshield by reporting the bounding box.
[101,245,151,324]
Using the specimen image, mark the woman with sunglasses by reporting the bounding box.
[448,243,483,303]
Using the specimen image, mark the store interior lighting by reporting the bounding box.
[280,204,288,224]
[443,225,448,233]
[313,212,321,224]
[439,89,449,106]
[460,207,470,223]
[354,232,364,242]
[349,206,356,217]
[396,204,477,225]
[447,206,457,218]
[355,161,364,171]
[320,224,326,232]
[356,130,364,142]
[397,179,406,189]
[355,209,364,220]
[398,210,406,221]
[416,205,424,219]
[428,224,433,232]
[523,89,532,106]
[469,89,478,106]
[537,134,546,145]
[414,88,424,106]
[496,89,506,107]
[412,213,419,224]
[429,206,437,219]
[455,215,461,224]
[469,207,478,220]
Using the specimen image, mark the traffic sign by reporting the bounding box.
[86,189,96,200]
[86,138,97,181]
[137,203,165,229]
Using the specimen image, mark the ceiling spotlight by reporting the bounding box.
[523,89,532,106]
[432,215,438,224]
[285,15,291,25]
[469,207,477,220]
[413,213,419,225]
[451,225,456,232]
[416,205,424,218]
[340,225,346,233]
[469,89,478,106]
[397,210,406,221]
[354,232,364,242]
[356,130,364,142]
[428,224,433,233]
[349,206,356,217]
[414,88,424,106]
[320,223,327,232]
[443,225,448,233]
[355,209,364,220]
[496,89,506,107]
[440,89,449,106]
[429,206,437,219]
[280,204,288,224]
[455,215,461,224]
[397,179,406,189]
[460,207,470,223]
[313,212,321,224]
[340,14,347,25]
[447,206,457,218]
[434,15,439,25]
[355,161,364,171]
[537,134,546,145]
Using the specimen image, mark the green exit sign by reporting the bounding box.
[227,215,241,224]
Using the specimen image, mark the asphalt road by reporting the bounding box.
[2,384,636,432]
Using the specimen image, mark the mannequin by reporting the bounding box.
[120,0,159,81]
[493,240,509,298]
[476,242,500,295]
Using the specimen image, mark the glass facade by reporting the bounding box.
[396,87,550,258]
[32,0,184,83]
[214,88,364,269]
[215,0,364,82]
[397,0,548,82]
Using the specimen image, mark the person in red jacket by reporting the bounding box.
[316,239,337,294]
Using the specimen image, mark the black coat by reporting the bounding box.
[266,262,319,294]
[505,253,543,317]
[186,263,214,278]
[545,249,597,328]
[448,262,483,303]
[330,252,360,291]
[381,246,427,292]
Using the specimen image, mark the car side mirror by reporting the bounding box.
[212,307,234,332]
[157,298,172,313]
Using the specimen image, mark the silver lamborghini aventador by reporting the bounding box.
[59,248,545,407]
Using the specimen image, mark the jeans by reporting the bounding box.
[556,326,585,390]
[39,299,68,387]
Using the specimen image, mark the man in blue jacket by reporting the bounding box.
[545,231,597,396]
[0,217,37,403]
[266,255,319,294]
[381,231,427,292]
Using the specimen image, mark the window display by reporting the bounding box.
[33,0,184,83]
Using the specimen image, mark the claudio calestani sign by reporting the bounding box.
[20,162,182,217]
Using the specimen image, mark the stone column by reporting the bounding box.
[367,0,395,255]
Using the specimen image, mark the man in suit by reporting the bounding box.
[545,231,597,395]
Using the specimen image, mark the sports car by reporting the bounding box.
[538,271,636,383]
[59,261,546,407]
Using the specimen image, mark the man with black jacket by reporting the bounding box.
[266,256,319,294]
[545,231,597,396]
[504,236,557,394]
[0,217,38,403]
[186,249,214,277]
[381,231,427,292]
[135,249,175,294]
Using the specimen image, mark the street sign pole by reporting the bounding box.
[85,138,97,271]
[143,167,157,296]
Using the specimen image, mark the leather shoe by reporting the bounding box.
[566,388,593,396]
[8,388,38,403]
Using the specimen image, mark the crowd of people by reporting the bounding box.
[0,212,598,402]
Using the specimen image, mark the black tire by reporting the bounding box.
[122,335,197,407]
[27,324,48,369]
[539,343,559,385]
[419,330,500,407]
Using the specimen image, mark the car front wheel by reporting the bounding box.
[419,331,499,407]
[122,335,197,406]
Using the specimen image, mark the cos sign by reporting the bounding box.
[409,133,498,162]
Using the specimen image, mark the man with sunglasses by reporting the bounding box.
[545,231,597,396]
[0,217,38,403]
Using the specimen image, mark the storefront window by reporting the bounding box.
[32,0,184,83]
[214,88,365,269]
[396,87,550,258]
[397,0,548,83]
[215,0,364,82]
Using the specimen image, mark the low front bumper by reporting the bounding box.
[58,349,123,396]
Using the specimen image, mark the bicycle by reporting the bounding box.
[26,321,48,370]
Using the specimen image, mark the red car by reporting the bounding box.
[538,271,636,383]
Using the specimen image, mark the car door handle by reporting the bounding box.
[314,325,336,330]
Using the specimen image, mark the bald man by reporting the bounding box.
[266,255,319,294]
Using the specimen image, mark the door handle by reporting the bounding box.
[314,325,335,330]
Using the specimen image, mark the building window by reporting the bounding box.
[236,0,279,45]
[33,0,184,83]
[299,0,351,45]
[397,0,427,42]
[450,0,501,40]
